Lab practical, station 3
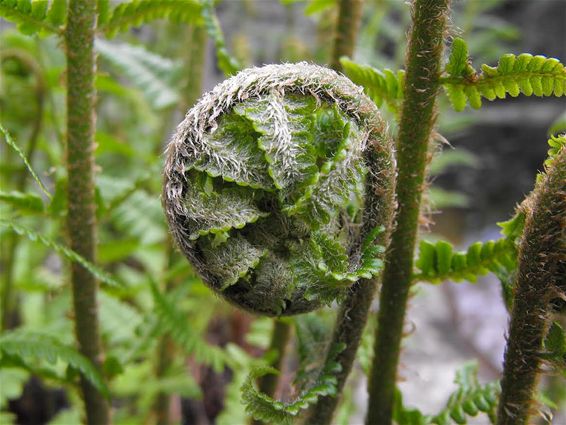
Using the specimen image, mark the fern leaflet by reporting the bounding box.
[0,190,44,214]
[0,124,52,199]
[0,331,109,397]
[0,0,65,35]
[0,220,122,287]
[149,280,227,372]
[201,0,241,76]
[414,216,523,289]
[241,343,344,425]
[340,57,405,112]
[95,39,182,110]
[442,38,566,111]
[102,0,201,38]
[393,364,500,425]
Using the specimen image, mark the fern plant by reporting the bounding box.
[1,0,566,424]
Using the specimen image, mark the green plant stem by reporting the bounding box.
[307,146,396,424]
[330,0,364,72]
[184,25,207,110]
[258,320,292,397]
[367,1,450,424]
[65,1,110,423]
[0,49,46,331]
[497,148,566,425]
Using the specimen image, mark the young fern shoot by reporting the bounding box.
[497,143,566,425]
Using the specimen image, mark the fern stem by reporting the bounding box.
[65,1,110,423]
[367,1,450,423]
[497,148,566,425]
[307,147,396,424]
[0,50,46,331]
[257,320,292,397]
[330,0,364,72]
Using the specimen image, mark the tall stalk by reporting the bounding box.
[497,148,566,425]
[367,0,450,423]
[330,0,364,72]
[305,3,395,424]
[65,1,110,423]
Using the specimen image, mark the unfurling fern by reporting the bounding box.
[163,63,394,316]
[0,0,66,35]
[442,38,566,111]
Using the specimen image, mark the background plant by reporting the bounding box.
[0,0,564,424]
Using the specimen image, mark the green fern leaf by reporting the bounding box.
[0,220,122,287]
[0,190,44,214]
[414,237,516,284]
[431,364,500,424]
[241,343,344,424]
[393,364,500,425]
[201,0,241,76]
[102,0,201,38]
[0,331,108,397]
[0,124,51,199]
[149,280,227,372]
[95,39,182,110]
[442,42,566,111]
[0,0,64,35]
[340,57,405,112]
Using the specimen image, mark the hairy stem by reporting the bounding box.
[307,146,396,424]
[497,148,566,425]
[0,50,46,331]
[367,1,450,423]
[330,0,364,72]
[65,1,110,423]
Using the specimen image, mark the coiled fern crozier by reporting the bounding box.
[163,63,394,316]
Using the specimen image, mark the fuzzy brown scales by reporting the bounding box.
[163,63,393,316]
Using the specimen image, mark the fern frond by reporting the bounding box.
[149,280,227,372]
[442,39,566,111]
[95,39,182,110]
[241,343,344,424]
[102,0,201,38]
[0,220,121,287]
[543,133,566,170]
[0,331,108,397]
[0,124,51,199]
[393,364,500,425]
[340,57,405,112]
[0,0,65,35]
[0,190,44,214]
[431,364,500,424]
[201,0,241,76]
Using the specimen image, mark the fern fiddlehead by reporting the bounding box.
[163,63,394,317]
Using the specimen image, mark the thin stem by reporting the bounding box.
[330,0,364,72]
[0,49,46,331]
[497,148,566,425]
[258,320,292,397]
[367,1,450,424]
[65,1,110,423]
[307,146,396,424]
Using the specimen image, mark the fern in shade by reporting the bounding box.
[163,63,393,316]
